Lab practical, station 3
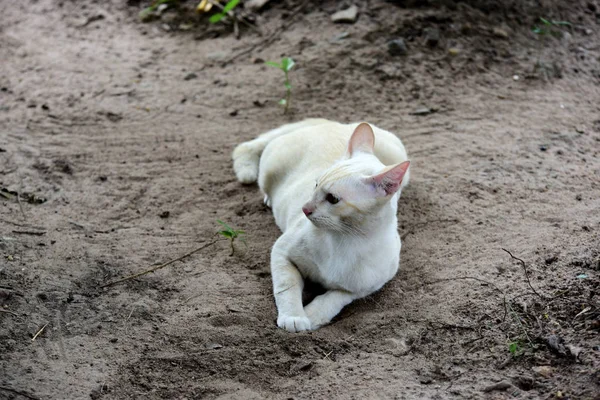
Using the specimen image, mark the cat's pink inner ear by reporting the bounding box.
[371,161,410,196]
[348,123,375,156]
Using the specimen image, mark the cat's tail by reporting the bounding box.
[232,119,329,184]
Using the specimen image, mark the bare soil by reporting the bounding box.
[1,0,599,399]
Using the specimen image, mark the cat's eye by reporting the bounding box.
[325,193,339,204]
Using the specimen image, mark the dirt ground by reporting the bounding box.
[1,0,599,399]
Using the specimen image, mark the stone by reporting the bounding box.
[532,366,553,378]
[492,27,509,39]
[331,5,359,24]
[387,38,408,56]
[448,47,460,56]
[384,337,409,356]
[246,0,272,11]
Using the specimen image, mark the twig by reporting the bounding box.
[0,386,41,400]
[274,283,298,296]
[78,14,104,28]
[573,306,591,323]
[12,230,46,236]
[31,323,48,341]
[124,306,136,335]
[502,248,546,299]
[17,191,26,220]
[100,239,224,288]
[0,309,19,317]
[0,218,45,230]
[109,89,136,97]
[225,0,311,63]
[234,18,240,40]
[460,336,485,346]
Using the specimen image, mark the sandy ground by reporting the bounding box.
[1,0,599,399]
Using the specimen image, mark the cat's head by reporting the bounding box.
[302,123,409,234]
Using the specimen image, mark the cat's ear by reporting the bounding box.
[367,161,410,196]
[347,123,375,157]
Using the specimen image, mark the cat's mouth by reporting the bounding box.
[306,214,324,225]
[307,215,335,230]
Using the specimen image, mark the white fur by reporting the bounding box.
[232,119,410,332]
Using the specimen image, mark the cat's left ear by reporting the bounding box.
[347,123,375,157]
[367,161,410,197]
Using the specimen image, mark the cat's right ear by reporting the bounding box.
[347,123,375,157]
[366,161,410,197]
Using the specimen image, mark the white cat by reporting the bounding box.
[232,119,410,332]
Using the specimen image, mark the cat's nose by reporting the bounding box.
[302,207,313,217]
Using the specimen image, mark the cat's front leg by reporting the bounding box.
[271,240,311,332]
[304,290,357,330]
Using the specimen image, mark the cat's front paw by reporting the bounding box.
[277,315,312,333]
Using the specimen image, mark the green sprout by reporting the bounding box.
[265,57,295,114]
[216,220,246,256]
[532,17,571,37]
[508,341,522,356]
[209,0,240,24]
[531,17,571,79]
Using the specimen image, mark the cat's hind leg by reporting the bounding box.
[271,238,311,332]
[304,290,357,330]
[233,119,329,184]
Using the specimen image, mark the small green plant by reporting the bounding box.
[209,0,240,24]
[508,341,523,356]
[216,220,246,255]
[531,17,570,79]
[265,57,295,114]
[532,17,571,37]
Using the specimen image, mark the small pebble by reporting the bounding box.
[532,365,553,378]
[492,27,509,39]
[331,5,359,24]
[159,211,170,218]
[387,38,408,56]
[483,380,514,392]
[545,255,558,265]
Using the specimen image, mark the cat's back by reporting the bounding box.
[260,120,408,184]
